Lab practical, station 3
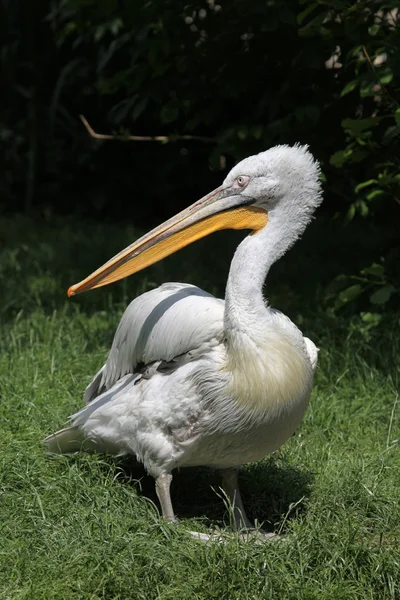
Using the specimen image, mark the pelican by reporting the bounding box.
[45,145,322,532]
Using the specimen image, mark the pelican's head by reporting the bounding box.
[224,144,322,215]
[68,144,322,296]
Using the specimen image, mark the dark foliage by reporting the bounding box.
[0,0,399,310]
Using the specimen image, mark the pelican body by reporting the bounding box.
[45,145,322,528]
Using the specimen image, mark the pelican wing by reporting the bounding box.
[84,282,224,403]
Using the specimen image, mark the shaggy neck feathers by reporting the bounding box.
[223,182,318,413]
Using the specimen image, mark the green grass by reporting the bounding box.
[0,215,399,599]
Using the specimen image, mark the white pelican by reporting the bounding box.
[45,145,322,531]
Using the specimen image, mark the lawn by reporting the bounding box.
[0,214,399,599]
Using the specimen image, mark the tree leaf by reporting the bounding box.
[237,126,248,141]
[383,124,400,145]
[160,102,179,124]
[360,312,382,326]
[338,284,363,304]
[346,204,356,221]
[361,263,384,278]
[368,24,380,36]
[370,284,395,305]
[357,199,369,217]
[355,179,377,193]
[131,96,148,122]
[341,80,358,97]
[342,117,380,135]
[379,67,393,85]
[366,189,385,201]
[330,149,352,168]
[297,2,319,25]
[252,125,263,140]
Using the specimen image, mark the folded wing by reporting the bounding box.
[84,282,225,403]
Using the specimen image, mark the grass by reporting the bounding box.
[0,214,399,599]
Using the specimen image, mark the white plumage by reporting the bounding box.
[45,144,322,530]
[86,283,225,399]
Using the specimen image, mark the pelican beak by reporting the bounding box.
[68,187,268,296]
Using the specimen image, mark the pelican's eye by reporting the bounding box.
[235,175,249,188]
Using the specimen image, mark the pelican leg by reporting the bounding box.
[155,473,178,523]
[220,468,253,530]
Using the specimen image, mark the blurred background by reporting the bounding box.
[0,0,399,321]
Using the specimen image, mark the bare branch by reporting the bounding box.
[79,114,215,144]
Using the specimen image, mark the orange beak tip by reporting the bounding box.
[67,286,75,297]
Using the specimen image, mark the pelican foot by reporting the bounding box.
[186,530,224,543]
[186,528,283,544]
[237,529,282,543]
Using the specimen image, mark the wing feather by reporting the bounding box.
[85,283,224,403]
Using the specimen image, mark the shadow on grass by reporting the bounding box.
[101,455,314,531]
